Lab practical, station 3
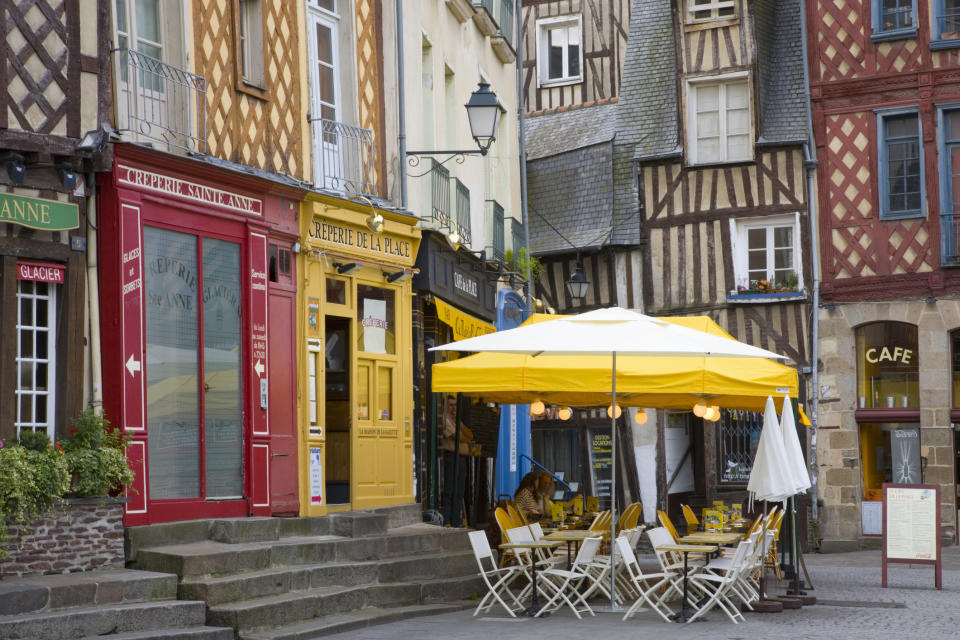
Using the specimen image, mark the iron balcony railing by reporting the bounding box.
[473,0,514,47]
[430,159,451,224]
[111,48,206,154]
[313,119,377,195]
[454,178,472,247]
[510,217,524,254]
[942,212,960,266]
[937,10,960,39]
[486,200,505,261]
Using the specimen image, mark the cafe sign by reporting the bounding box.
[17,261,65,284]
[0,193,79,231]
[307,218,414,267]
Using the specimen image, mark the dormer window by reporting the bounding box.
[687,0,735,23]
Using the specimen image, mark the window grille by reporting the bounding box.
[717,409,762,483]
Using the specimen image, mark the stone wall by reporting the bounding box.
[817,301,958,551]
[1,498,126,577]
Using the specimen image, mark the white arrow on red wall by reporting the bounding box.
[126,354,141,377]
[254,359,265,377]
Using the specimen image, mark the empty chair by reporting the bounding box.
[536,536,602,619]
[657,509,680,542]
[686,540,752,624]
[617,535,680,622]
[468,530,524,617]
[681,504,699,534]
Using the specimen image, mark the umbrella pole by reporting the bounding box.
[610,351,617,609]
[753,501,784,613]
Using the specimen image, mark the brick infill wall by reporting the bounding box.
[1,497,126,577]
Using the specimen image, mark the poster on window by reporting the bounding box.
[310,447,323,504]
[361,298,387,353]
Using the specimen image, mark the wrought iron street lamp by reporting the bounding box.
[565,262,589,301]
[407,83,501,158]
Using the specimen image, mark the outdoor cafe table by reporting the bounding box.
[499,540,562,616]
[542,530,609,569]
[656,543,718,622]
[677,532,742,545]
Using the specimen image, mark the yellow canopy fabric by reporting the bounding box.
[434,298,496,341]
[432,314,798,412]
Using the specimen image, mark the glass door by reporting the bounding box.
[143,227,243,501]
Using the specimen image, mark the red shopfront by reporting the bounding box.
[99,145,302,525]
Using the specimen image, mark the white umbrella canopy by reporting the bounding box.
[747,396,795,506]
[780,395,812,495]
[429,307,785,359]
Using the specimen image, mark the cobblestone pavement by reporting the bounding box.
[326,548,960,639]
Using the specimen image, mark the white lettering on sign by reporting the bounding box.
[454,271,478,298]
[865,346,913,365]
[17,262,65,284]
[122,278,142,295]
[117,164,263,215]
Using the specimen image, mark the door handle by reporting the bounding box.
[204,383,211,392]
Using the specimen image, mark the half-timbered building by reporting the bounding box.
[808,0,960,548]
[628,0,813,525]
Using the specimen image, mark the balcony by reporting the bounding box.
[472,0,516,63]
[485,200,505,261]
[111,48,207,154]
[509,217,524,254]
[942,213,960,266]
[430,159,451,224]
[454,178,473,247]
[312,119,377,196]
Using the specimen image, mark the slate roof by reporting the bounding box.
[754,0,809,144]
[525,100,619,160]
[618,0,680,161]
[526,141,615,255]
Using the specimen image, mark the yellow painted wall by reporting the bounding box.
[297,195,420,515]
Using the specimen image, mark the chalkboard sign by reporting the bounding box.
[882,483,941,589]
[465,401,500,457]
[588,428,612,511]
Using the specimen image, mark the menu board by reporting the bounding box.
[588,428,613,511]
[882,483,941,589]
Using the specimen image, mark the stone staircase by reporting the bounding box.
[0,569,233,640]
[127,505,483,639]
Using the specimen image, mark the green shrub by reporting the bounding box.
[0,441,70,559]
[62,408,134,498]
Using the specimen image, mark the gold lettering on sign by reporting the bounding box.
[307,218,412,263]
[865,346,913,365]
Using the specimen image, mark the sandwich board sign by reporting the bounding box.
[882,483,941,590]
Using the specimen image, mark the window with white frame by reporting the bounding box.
[238,0,265,87]
[870,0,916,41]
[16,280,57,439]
[732,214,802,293]
[878,110,922,219]
[536,16,582,87]
[688,78,751,165]
[687,0,736,23]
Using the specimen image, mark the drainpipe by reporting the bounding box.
[799,0,820,523]
[396,0,408,209]
[516,0,533,310]
[86,172,103,412]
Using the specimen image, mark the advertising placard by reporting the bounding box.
[882,483,941,589]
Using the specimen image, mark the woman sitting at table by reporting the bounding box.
[514,472,544,522]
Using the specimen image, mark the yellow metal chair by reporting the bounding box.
[589,510,611,531]
[656,509,680,542]
[495,507,518,567]
[765,508,787,580]
[618,502,642,532]
[681,504,699,534]
[506,501,528,527]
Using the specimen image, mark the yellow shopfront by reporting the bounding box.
[297,196,421,515]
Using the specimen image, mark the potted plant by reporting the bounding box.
[62,408,135,498]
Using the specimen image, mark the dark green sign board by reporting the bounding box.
[0,192,79,231]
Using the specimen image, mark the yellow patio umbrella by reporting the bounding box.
[432,314,797,411]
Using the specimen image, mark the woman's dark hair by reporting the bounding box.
[515,471,539,497]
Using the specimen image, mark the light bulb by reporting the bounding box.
[530,400,545,416]
[558,407,572,421]
[710,406,722,422]
[635,410,648,424]
[693,403,707,417]
[606,404,622,419]
[703,407,716,421]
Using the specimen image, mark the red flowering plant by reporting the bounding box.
[61,407,134,498]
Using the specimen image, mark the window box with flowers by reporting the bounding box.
[0,408,134,574]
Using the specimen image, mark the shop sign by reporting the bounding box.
[16,261,64,283]
[0,193,79,231]
[117,164,263,216]
[121,204,145,432]
[250,233,269,434]
[864,346,913,365]
[454,271,479,300]
[434,297,495,341]
[307,218,413,265]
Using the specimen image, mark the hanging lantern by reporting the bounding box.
[530,400,545,416]
[606,404,622,419]
[693,403,707,417]
[558,407,572,421]
[635,410,648,425]
[703,406,717,421]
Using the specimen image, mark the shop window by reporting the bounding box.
[357,362,370,420]
[15,280,57,439]
[307,341,321,433]
[687,76,751,165]
[859,423,921,501]
[686,0,736,23]
[326,277,347,305]
[870,0,917,41]
[377,366,393,421]
[855,322,919,409]
[536,15,583,87]
[877,109,923,219]
[717,410,762,484]
[357,285,395,355]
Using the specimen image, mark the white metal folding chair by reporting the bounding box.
[468,530,525,617]
[535,536,602,619]
[685,540,751,624]
[617,536,680,622]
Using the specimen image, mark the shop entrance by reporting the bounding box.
[324,315,351,504]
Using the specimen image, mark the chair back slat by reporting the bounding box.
[468,530,493,561]
[657,510,679,542]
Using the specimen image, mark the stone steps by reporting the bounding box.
[78,628,234,640]
[238,603,471,640]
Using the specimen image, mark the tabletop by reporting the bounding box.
[655,544,718,553]
[499,540,563,550]
[543,530,608,541]
[678,532,742,545]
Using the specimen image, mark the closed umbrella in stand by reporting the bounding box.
[747,396,794,609]
[432,307,785,610]
[780,396,813,602]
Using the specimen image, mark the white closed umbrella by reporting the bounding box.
[432,307,786,610]
[780,396,811,495]
[747,396,794,507]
